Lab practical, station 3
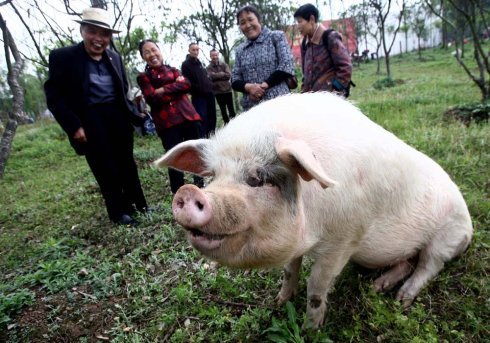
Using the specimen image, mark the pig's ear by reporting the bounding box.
[153,139,212,176]
[275,137,337,189]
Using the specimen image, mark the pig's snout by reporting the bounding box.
[172,184,212,228]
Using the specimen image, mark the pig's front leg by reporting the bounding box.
[304,248,353,330]
[276,256,303,305]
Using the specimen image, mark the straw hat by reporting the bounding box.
[75,7,121,33]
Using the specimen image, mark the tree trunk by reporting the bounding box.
[405,30,408,53]
[0,118,18,177]
[484,83,490,102]
[386,54,391,79]
[0,12,25,178]
[442,19,448,48]
[418,37,422,60]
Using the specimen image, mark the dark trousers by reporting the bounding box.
[215,92,236,123]
[192,93,216,137]
[159,121,204,193]
[83,103,147,221]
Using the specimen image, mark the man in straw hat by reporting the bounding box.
[44,7,149,226]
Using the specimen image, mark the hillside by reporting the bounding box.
[0,47,488,342]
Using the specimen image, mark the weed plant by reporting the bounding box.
[0,47,488,342]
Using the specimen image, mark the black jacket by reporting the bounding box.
[44,42,139,154]
[181,54,213,98]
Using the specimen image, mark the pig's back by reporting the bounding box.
[224,92,437,177]
[221,92,467,239]
[226,92,404,147]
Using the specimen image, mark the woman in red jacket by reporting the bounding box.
[137,39,203,193]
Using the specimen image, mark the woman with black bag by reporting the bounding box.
[131,87,156,136]
[231,5,295,111]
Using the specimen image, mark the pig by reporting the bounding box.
[154,92,473,329]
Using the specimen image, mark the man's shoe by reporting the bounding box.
[116,214,137,226]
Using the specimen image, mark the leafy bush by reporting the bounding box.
[263,302,306,343]
[0,289,35,327]
[444,102,490,125]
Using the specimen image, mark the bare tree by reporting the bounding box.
[336,10,355,55]
[8,1,48,66]
[169,0,296,65]
[167,0,241,64]
[365,4,384,74]
[352,1,372,53]
[411,1,431,60]
[345,1,372,67]
[6,0,168,70]
[425,0,490,101]
[0,9,25,178]
[369,0,407,78]
[400,2,412,54]
[8,0,80,68]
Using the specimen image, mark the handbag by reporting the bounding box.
[143,114,156,135]
[286,75,298,89]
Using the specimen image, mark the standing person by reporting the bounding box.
[44,7,148,226]
[206,49,236,124]
[137,39,204,193]
[131,87,155,136]
[294,3,353,96]
[181,43,217,137]
[232,5,295,111]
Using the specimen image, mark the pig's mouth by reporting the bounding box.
[187,228,226,250]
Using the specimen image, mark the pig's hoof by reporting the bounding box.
[395,289,415,309]
[374,275,395,292]
[275,283,299,305]
[302,317,323,331]
[275,291,293,305]
[303,302,325,330]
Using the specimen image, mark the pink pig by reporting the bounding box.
[154,92,473,329]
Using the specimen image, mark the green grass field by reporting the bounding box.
[0,47,488,342]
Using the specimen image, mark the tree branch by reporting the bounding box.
[63,0,79,15]
[0,0,13,7]
[424,0,457,32]
[34,0,76,47]
[9,1,48,66]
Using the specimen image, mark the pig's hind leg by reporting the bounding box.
[373,259,415,292]
[395,218,472,308]
[276,256,303,305]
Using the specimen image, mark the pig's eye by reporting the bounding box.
[246,175,264,187]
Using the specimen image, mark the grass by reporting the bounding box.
[0,47,489,342]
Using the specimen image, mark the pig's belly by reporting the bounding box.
[351,248,419,269]
[351,231,424,269]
